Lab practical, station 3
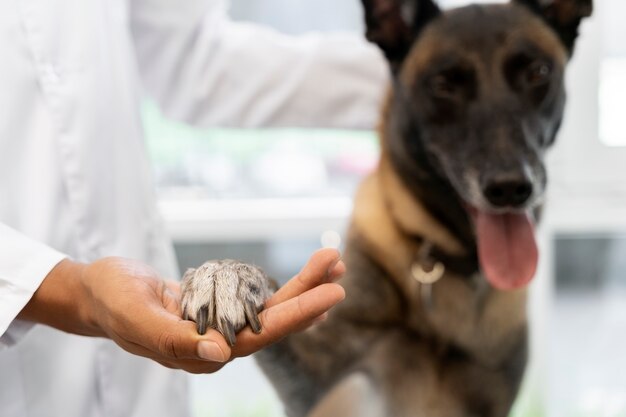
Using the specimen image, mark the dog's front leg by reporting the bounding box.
[306,373,386,417]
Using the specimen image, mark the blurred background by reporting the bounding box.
[144,0,626,416]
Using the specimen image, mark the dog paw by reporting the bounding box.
[180,260,274,346]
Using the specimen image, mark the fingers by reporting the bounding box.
[161,280,183,317]
[119,300,233,364]
[266,248,345,308]
[161,322,231,362]
[280,312,329,336]
[155,358,227,375]
[232,282,345,358]
[109,322,230,374]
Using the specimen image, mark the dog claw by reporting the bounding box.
[180,260,274,346]
[245,300,263,334]
[221,319,237,347]
[196,305,209,335]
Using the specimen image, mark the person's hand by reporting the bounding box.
[18,248,345,373]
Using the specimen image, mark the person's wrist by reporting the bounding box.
[72,260,105,336]
[50,259,100,336]
[18,258,96,335]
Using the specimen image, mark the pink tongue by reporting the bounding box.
[474,211,538,290]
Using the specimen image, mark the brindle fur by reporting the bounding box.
[254,1,592,416]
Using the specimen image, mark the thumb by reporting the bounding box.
[151,313,232,363]
[118,296,232,363]
[156,280,233,362]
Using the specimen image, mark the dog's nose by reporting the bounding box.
[482,176,533,208]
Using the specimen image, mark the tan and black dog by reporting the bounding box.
[181,1,593,416]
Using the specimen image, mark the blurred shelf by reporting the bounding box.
[544,185,626,235]
[159,185,626,243]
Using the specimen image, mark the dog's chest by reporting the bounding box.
[401,271,528,367]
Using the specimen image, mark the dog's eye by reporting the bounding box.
[525,61,552,86]
[428,67,475,100]
[429,74,457,97]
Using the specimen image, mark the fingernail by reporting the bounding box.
[312,312,329,325]
[197,341,226,362]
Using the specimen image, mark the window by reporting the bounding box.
[548,234,626,417]
[599,0,626,147]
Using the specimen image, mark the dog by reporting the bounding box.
[180,1,592,415]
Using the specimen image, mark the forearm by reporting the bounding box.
[130,0,388,128]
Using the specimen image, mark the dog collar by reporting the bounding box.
[410,239,481,311]
[411,241,445,285]
[411,240,445,311]
[410,236,479,277]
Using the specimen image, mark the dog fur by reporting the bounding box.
[181,1,592,415]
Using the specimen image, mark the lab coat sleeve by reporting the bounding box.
[129,0,389,129]
[0,223,67,349]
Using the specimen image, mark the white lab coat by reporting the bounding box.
[0,0,387,416]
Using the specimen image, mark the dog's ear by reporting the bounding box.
[362,0,441,72]
[514,0,593,55]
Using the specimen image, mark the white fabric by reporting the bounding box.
[0,0,387,416]
[0,224,67,347]
[130,0,387,128]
